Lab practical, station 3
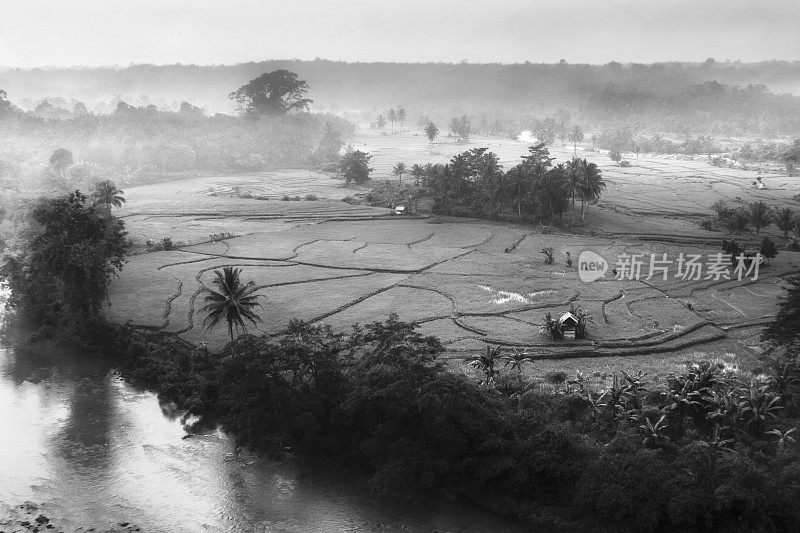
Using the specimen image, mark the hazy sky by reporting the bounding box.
[1,0,798,67]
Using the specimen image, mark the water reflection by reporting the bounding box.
[0,337,524,532]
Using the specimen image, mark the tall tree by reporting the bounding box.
[376,114,387,133]
[577,159,605,222]
[387,108,397,132]
[503,166,531,220]
[535,164,569,225]
[775,207,796,240]
[568,125,584,156]
[532,117,559,145]
[49,148,74,172]
[565,157,583,224]
[340,148,373,184]
[91,180,126,208]
[424,122,439,150]
[2,191,127,324]
[200,267,263,342]
[318,122,344,161]
[229,70,312,116]
[749,201,772,238]
[397,106,407,130]
[392,162,406,182]
[410,164,426,186]
[449,116,471,143]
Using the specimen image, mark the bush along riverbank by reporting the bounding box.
[111,312,800,533]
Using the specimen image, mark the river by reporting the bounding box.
[0,336,524,532]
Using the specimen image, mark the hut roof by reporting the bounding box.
[559,311,579,326]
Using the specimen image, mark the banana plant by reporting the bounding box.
[767,427,797,451]
[620,370,648,411]
[707,387,741,429]
[639,413,670,449]
[708,422,737,453]
[767,354,800,403]
[738,383,783,437]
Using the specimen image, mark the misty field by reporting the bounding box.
[107,133,800,379]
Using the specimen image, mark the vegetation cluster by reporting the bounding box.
[115,284,800,532]
[0,183,127,335]
[371,144,605,225]
[0,77,353,191]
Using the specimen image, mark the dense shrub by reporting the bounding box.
[577,444,672,531]
[117,309,800,531]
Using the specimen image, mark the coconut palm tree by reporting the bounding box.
[577,159,605,222]
[397,106,407,130]
[424,122,439,151]
[92,180,126,208]
[775,206,796,239]
[749,201,772,238]
[568,125,584,156]
[429,164,452,212]
[410,163,425,186]
[565,157,583,224]
[200,267,262,342]
[387,108,397,132]
[503,166,531,220]
[392,162,406,182]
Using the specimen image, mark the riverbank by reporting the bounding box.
[0,330,528,533]
[105,313,800,533]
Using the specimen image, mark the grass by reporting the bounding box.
[106,133,800,366]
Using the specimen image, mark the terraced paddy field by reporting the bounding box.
[108,133,800,382]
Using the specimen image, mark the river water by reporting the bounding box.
[0,336,524,532]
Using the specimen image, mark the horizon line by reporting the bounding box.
[2,57,800,71]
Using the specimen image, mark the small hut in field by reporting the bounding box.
[559,311,579,340]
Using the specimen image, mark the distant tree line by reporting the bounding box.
[0,71,353,190]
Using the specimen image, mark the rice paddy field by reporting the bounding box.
[107,130,800,383]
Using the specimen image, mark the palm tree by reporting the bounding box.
[468,345,504,384]
[749,201,772,238]
[397,106,407,130]
[775,207,796,239]
[535,165,569,225]
[387,108,397,132]
[504,166,531,220]
[424,122,439,151]
[200,267,262,342]
[577,159,605,222]
[568,125,584,156]
[392,162,406,182]
[410,163,425,186]
[565,157,583,224]
[376,114,386,133]
[92,180,126,208]
[431,164,453,212]
[502,348,533,382]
